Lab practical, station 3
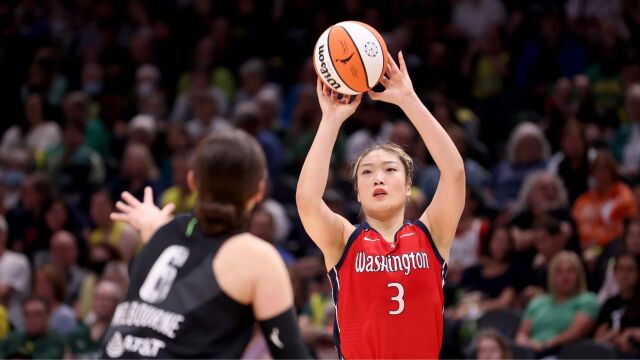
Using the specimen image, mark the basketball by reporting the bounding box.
[313,21,389,95]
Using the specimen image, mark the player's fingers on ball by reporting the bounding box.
[324,83,332,97]
[379,75,390,86]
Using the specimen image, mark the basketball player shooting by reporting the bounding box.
[296,52,466,358]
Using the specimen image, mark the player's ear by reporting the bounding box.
[246,179,266,212]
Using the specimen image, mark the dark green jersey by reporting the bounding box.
[66,324,103,359]
[102,215,254,358]
[0,329,65,359]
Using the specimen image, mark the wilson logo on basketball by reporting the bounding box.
[317,44,341,90]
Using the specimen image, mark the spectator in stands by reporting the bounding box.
[594,254,640,357]
[519,216,572,305]
[573,150,637,266]
[101,261,130,293]
[65,280,123,359]
[6,173,54,260]
[88,189,139,251]
[514,12,588,93]
[509,172,577,257]
[21,47,68,107]
[298,275,335,359]
[345,99,392,163]
[81,62,104,100]
[285,84,345,175]
[249,204,295,265]
[235,58,280,104]
[460,25,510,102]
[612,84,640,180]
[127,114,158,149]
[0,296,65,359]
[451,0,506,40]
[516,251,599,356]
[0,93,62,160]
[448,224,521,321]
[46,231,88,306]
[160,149,196,214]
[470,329,512,360]
[0,215,30,331]
[542,78,576,152]
[62,91,110,159]
[171,66,230,123]
[185,91,233,143]
[598,217,640,302]
[109,143,162,202]
[234,101,284,178]
[32,265,77,335]
[489,122,550,212]
[42,199,87,256]
[44,119,106,207]
[419,126,490,205]
[546,119,594,205]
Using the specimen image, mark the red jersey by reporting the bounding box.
[328,220,447,359]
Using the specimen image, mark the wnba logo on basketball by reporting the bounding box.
[316,44,341,90]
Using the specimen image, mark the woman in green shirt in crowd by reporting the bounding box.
[516,250,599,356]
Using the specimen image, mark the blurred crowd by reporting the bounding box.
[1,0,640,358]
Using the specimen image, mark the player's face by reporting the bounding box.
[356,150,410,218]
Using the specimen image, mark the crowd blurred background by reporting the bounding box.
[1,0,640,358]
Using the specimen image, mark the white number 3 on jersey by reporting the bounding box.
[139,245,190,303]
[388,282,405,315]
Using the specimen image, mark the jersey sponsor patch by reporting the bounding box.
[106,331,166,358]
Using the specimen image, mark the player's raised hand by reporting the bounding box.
[111,186,175,244]
[316,78,362,124]
[368,51,416,107]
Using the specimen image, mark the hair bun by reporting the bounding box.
[195,200,242,235]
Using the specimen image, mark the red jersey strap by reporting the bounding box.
[414,219,446,266]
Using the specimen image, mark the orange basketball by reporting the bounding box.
[313,21,389,95]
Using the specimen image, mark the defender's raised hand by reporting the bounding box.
[111,186,175,244]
